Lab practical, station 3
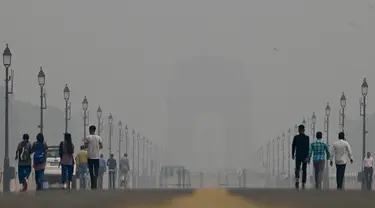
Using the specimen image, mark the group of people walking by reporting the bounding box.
[15,133,48,191]
[15,125,131,191]
[14,125,102,191]
[104,153,130,189]
[292,124,373,190]
[73,125,104,190]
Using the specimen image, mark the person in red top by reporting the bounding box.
[363,152,374,190]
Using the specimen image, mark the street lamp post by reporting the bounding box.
[282,133,285,175]
[38,67,47,134]
[137,132,141,187]
[311,112,317,186]
[132,129,136,188]
[118,120,123,163]
[287,128,291,187]
[323,102,331,189]
[108,113,114,156]
[302,116,307,187]
[259,146,264,167]
[82,97,88,139]
[293,123,298,184]
[155,145,160,174]
[145,138,149,177]
[311,112,316,137]
[125,125,128,154]
[266,141,270,174]
[2,44,13,192]
[267,141,270,175]
[360,78,368,190]
[340,92,347,133]
[97,106,103,136]
[142,136,146,177]
[277,136,280,176]
[63,85,71,133]
[118,120,123,188]
[272,139,275,176]
[149,141,153,175]
[302,118,308,180]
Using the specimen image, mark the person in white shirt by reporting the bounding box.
[363,151,374,190]
[83,125,103,189]
[330,132,353,190]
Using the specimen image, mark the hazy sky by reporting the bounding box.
[1,0,375,170]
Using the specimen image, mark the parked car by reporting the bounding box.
[44,145,76,189]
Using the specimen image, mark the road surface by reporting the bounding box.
[0,188,374,207]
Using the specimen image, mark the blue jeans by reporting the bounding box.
[34,169,45,190]
[18,165,31,184]
[108,170,116,189]
[61,164,74,184]
[78,163,88,189]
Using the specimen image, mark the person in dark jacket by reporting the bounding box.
[107,154,117,189]
[292,125,310,189]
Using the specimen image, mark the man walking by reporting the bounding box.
[119,153,130,188]
[15,134,32,192]
[363,152,373,190]
[308,131,330,189]
[330,132,353,190]
[107,154,117,189]
[83,125,103,189]
[98,154,106,189]
[292,125,310,189]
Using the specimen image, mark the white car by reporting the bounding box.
[44,145,77,188]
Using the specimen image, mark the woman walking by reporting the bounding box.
[32,133,48,191]
[59,133,75,189]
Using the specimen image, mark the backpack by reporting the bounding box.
[33,141,46,165]
[19,141,31,161]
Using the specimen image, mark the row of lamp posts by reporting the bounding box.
[2,45,48,192]
[81,97,158,188]
[259,78,368,189]
[1,44,160,192]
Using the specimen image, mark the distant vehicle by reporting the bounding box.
[44,145,76,189]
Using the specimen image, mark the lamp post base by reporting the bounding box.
[323,170,330,189]
[2,157,10,192]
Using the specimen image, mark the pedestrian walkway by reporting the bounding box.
[1,188,375,207]
[160,188,262,208]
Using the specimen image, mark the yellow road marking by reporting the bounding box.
[115,188,277,208]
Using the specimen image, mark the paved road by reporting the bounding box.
[1,188,375,207]
[230,188,375,207]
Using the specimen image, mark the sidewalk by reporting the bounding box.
[1,188,374,207]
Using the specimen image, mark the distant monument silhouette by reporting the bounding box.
[166,56,253,170]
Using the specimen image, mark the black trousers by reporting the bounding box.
[88,159,99,189]
[336,164,346,190]
[295,157,307,183]
[364,167,373,190]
